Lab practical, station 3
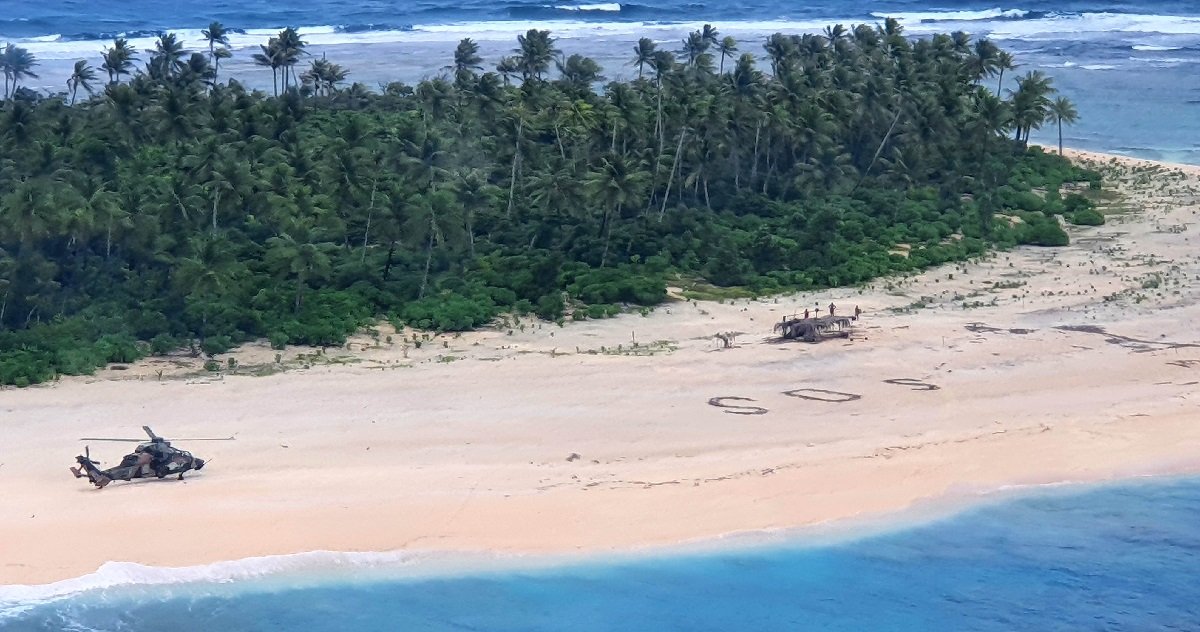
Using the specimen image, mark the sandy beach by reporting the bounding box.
[3,149,1199,587]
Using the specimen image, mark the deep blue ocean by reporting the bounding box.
[3,1,1200,162]
[3,477,1199,630]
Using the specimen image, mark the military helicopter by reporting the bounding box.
[71,426,234,489]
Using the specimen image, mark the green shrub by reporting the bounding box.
[268,331,290,350]
[201,335,234,357]
[1070,208,1105,226]
[149,333,180,355]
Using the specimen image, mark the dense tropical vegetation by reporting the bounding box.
[0,21,1097,385]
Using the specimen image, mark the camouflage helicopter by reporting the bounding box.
[71,426,234,489]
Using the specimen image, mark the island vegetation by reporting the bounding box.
[0,20,1099,385]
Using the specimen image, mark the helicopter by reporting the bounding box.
[71,426,234,489]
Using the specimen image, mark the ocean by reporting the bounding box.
[2,477,1199,630]
[3,1,1200,163]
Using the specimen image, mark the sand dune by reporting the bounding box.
[3,149,1200,586]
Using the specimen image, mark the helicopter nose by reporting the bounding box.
[194,458,205,470]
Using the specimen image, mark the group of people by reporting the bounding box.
[802,303,863,321]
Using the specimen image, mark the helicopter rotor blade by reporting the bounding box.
[78,437,147,442]
[168,437,237,441]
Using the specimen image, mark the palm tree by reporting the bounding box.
[994,50,1016,94]
[252,38,284,95]
[202,22,232,82]
[449,38,483,85]
[680,30,709,67]
[496,56,520,86]
[101,38,138,85]
[1047,96,1078,155]
[66,60,97,104]
[514,29,558,82]
[202,22,230,63]
[147,33,188,79]
[970,39,1000,83]
[586,152,647,266]
[1008,70,1054,144]
[301,56,348,97]
[631,38,657,79]
[1,44,39,99]
[716,36,738,73]
[276,27,307,91]
[265,228,334,313]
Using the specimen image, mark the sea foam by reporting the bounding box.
[553,3,623,11]
[0,549,502,620]
[870,8,1031,23]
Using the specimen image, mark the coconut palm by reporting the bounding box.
[1009,70,1054,144]
[1047,96,1078,155]
[202,22,230,63]
[252,38,284,95]
[202,22,231,81]
[301,56,348,97]
[1,44,39,99]
[147,33,188,79]
[101,38,138,85]
[275,27,307,90]
[716,36,738,73]
[449,38,483,85]
[66,60,98,104]
[631,38,657,79]
[994,50,1016,94]
[514,29,557,82]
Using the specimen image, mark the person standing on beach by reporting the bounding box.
[829,303,836,316]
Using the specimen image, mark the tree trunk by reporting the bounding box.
[658,129,687,220]
[1057,118,1063,155]
[751,120,763,184]
[601,202,621,267]
[419,230,435,299]
[506,118,524,217]
[383,240,396,280]
[466,210,476,258]
[294,270,305,314]
[360,181,378,263]
[211,188,221,234]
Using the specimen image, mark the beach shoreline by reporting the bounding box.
[3,148,1200,587]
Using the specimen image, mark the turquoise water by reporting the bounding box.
[5,477,1199,630]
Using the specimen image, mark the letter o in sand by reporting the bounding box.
[782,388,862,403]
[708,397,769,415]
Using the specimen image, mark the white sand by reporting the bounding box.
[3,149,1200,586]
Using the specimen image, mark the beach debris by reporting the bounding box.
[566,453,581,462]
[713,332,739,348]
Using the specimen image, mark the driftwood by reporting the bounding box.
[774,315,854,342]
